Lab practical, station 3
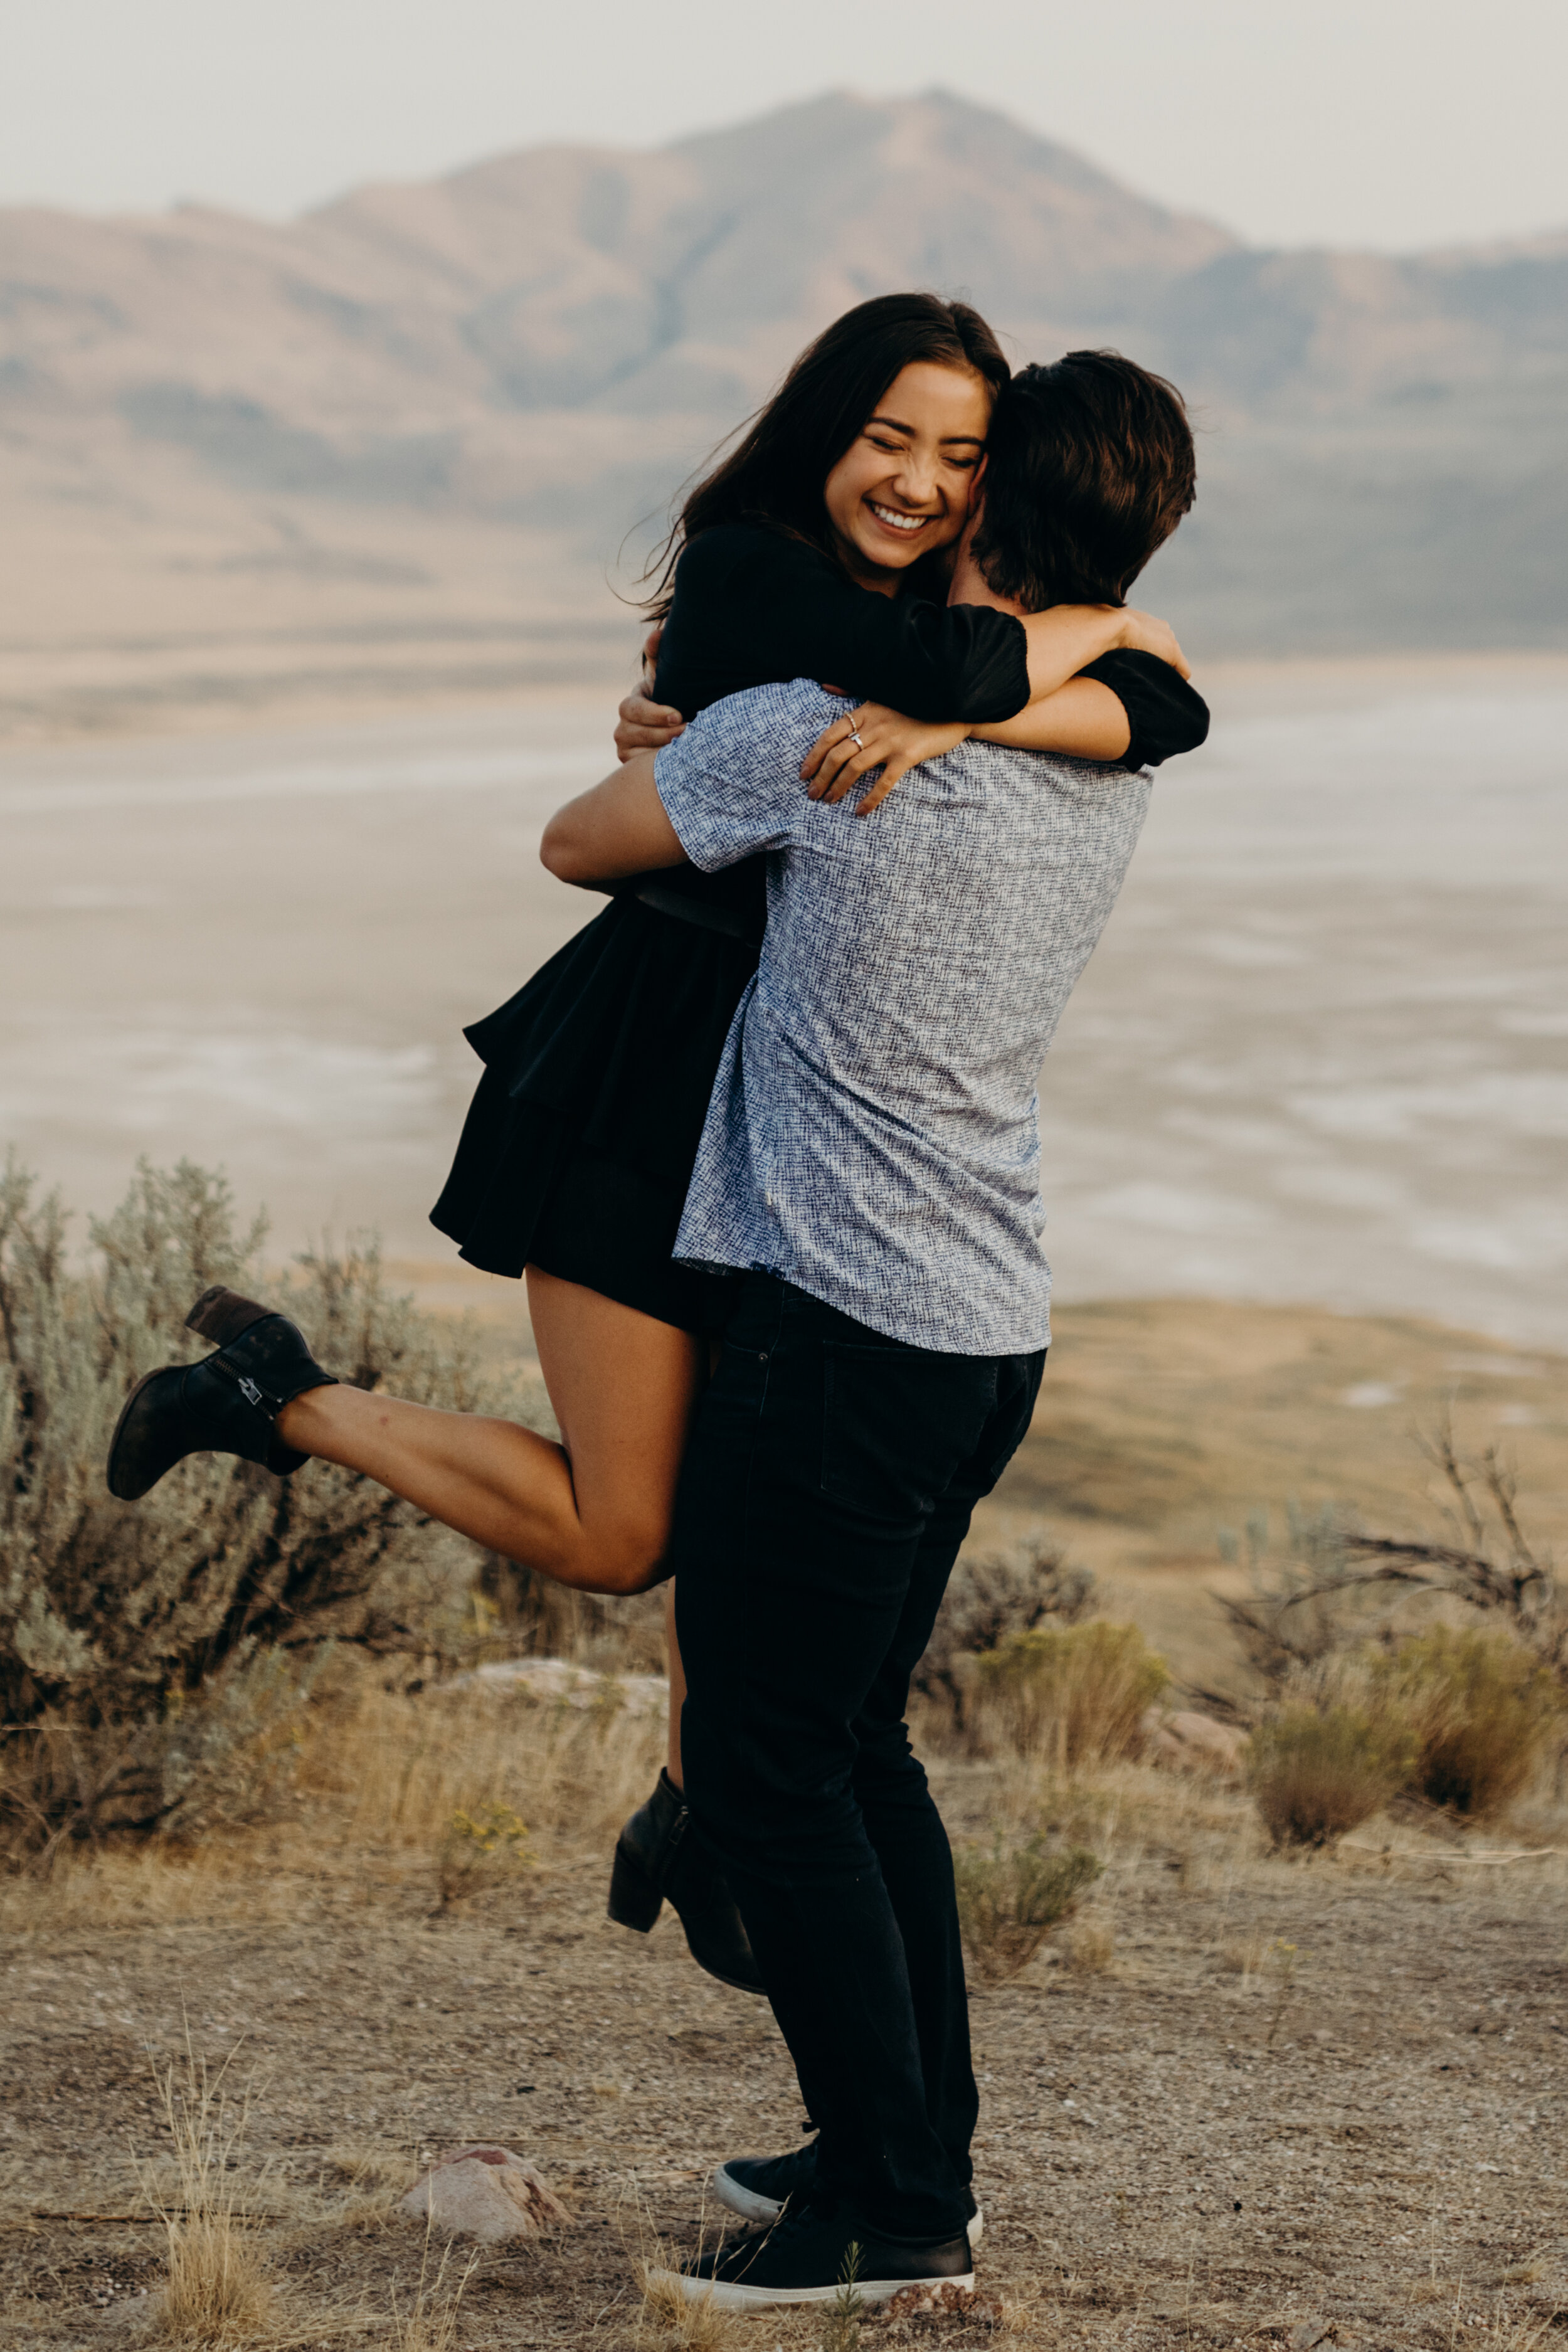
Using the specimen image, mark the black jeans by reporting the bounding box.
[671,1273,1046,2241]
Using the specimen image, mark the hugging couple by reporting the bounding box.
[109,292,1208,2309]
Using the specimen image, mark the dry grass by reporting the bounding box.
[0,1667,665,1944]
[141,2045,276,2346]
[384,2227,477,2352]
[307,1673,666,1865]
[627,2188,740,2352]
[969,1622,1168,1767]
[637,2268,737,2352]
[1062,1915,1117,1974]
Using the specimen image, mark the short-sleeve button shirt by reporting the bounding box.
[654,679,1153,1355]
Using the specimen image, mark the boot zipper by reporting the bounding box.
[209,1355,283,1416]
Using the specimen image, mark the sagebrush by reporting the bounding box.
[1215,1431,1567,1699]
[970,1619,1167,1765]
[953,1831,1101,1984]
[0,1157,510,1855]
[913,1530,1094,1730]
[1247,1702,1413,1848]
[1370,1625,1561,1817]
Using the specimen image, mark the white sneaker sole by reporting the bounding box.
[711,2164,983,2245]
[647,2265,976,2310]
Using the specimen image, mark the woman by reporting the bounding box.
[107,294,1204,1989]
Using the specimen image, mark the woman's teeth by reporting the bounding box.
[869,503,926,533]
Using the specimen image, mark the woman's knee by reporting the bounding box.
[578,1513,673,1596]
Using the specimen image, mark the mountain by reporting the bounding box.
[3,90,1564,733]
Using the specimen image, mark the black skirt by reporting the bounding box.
[431,893,759,1334]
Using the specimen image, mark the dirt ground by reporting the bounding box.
[3,1743,1566,2352]
[3,1296,1565,2350]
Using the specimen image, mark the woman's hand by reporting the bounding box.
[612,623,684,762]
[614,688,686,762]
[1116,608,1190,679]
[800,702,970,817]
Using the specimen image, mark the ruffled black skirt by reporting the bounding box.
[430,894,759,1334]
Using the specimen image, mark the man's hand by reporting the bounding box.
[1116,608,1190,679]
[540,751,687,884]
[800,704,970,816]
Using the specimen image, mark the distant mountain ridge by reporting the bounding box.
[3,86,1565,710]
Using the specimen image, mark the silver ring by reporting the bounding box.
[847,728,864,750]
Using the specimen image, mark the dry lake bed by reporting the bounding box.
[3,655,1565,1351]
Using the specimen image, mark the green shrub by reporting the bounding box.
[971,1620,1168,1764]
[1372,1626,1560,1817]
[1248,1704,1413,1848]
[953,1833,1101,1984]
[913,1534,1094,1728]
[1,1157,497,1856]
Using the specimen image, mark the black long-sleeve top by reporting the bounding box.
[654,524,1034,726]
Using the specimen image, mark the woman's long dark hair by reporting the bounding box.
[645,292,1010,616]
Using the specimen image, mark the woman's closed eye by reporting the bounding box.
[867,432,978,472]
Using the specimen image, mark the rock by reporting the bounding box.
[399,2144,572,2242]
[1143,1707,1247,1779]
[438,1656,668,1716]
[883,2280,1003,2326]
[1288,2323,1338,2350]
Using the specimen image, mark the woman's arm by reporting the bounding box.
[800,678,1130,813]
[973,676,1130,756]
[612,615,1164,770]
[804,644,1209,806]
[1015,605,1187,700]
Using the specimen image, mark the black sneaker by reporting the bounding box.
[649,2195,973,2311]
[714,2144,983,2245]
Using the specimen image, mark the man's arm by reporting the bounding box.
[539,752,688,886]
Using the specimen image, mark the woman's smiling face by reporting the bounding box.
[822,361,993,589]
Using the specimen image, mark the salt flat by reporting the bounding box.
[1,657,1565,1347]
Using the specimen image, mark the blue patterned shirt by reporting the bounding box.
[655,679,1152,1354]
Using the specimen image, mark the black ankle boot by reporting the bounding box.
[107,1286,339,1501]
[609,1770,765,1996]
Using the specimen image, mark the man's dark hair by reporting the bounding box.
[645,293,1011,615]
[972,351,1195,613]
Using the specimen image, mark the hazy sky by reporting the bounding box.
[3,0,1565,252]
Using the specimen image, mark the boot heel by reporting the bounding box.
[608,1842,664,1933]
[186,1286,274,1347]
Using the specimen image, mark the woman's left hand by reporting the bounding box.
[615,688,686,762]
[800,702,970,816]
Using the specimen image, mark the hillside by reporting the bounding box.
[3,89,1565,734]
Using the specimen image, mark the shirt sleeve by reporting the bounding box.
[659,527,1030,724]
[1079,650,1211,770]
[653,682,829,872]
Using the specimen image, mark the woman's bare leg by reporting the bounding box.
[275,1268,705,1596]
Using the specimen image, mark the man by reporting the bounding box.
[540,349,1204,2310]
